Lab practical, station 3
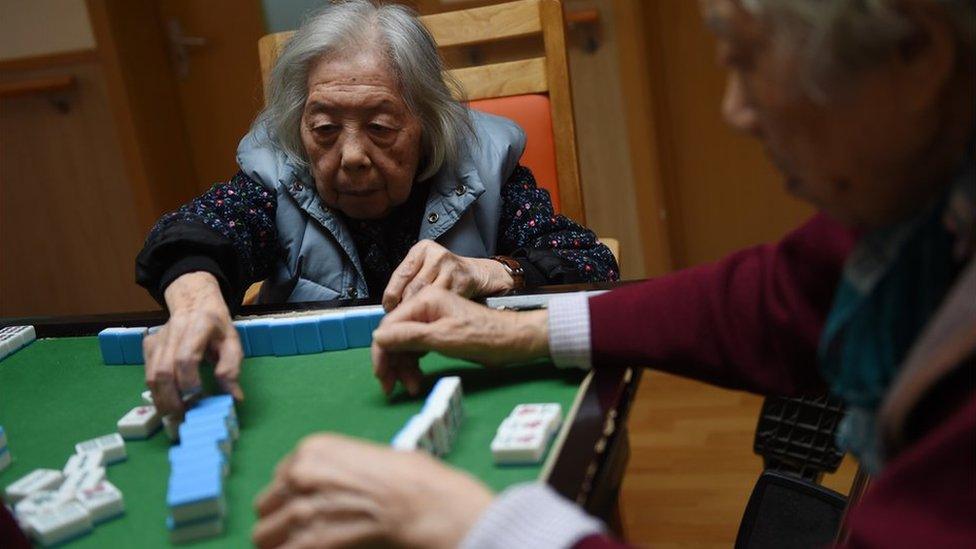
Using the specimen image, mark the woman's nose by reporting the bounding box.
[722,74,760,136]
[340,134,371,171]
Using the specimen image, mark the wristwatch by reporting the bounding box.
[490,255,525,290]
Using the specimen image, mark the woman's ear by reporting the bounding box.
[892,1,957,113]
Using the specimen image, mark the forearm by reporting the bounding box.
[588,214,855,396]
[136,171,278,311]
[497,165,619,286]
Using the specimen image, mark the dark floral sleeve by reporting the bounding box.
[136,171,279,308]
[497,165,619,285]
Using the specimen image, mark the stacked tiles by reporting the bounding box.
[7,434,125,546]
[97,327,148,365]
[166,395,237,543]
[97,306,387,366]
[391,377,463,456]
[0,425,10,472]
[490,403,563,465]
[0,325,35,362]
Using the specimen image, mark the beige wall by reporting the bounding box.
[0,0,95,61]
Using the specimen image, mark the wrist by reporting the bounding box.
[487,256,524,292]
[164,271,227,314]
[511,309,549,361]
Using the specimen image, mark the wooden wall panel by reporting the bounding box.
[0,62,157,316]
[640,1,814,268]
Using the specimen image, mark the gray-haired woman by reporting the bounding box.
[136,0,618,415]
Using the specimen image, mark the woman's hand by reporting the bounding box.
[253,433,493,549]
[143,271,244,417]
[382,240,514,311]
[371,287,549,396]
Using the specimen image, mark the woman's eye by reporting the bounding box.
[368,123,394,133]
[312,124,339,135]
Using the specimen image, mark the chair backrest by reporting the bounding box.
[257,0,585,223]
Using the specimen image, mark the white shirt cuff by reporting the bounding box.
[460,483,605,549]
[547,294,593,370]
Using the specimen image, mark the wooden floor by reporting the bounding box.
[619,371,858,547]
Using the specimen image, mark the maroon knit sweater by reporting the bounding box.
[577,214,976,547]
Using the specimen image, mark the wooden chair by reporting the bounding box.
[247,0,618,304]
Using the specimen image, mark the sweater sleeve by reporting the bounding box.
[497,165,619,286]
[135,171,279,311]
[588,214,856,396]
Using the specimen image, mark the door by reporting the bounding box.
[156,0,267,191]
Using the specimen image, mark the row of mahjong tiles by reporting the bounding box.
[97,306,387,365]
[3,379,567,545]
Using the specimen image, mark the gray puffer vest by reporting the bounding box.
[236,110,526,302]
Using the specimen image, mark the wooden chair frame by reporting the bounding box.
[257,0,586,224]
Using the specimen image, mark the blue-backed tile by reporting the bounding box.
[178,422,231,455]
[343,309,374,348]
[269,319,298,356]
[98,328,125,365]
[368,309,385,332]
[234,322,251,357]
[293,316,322,354]
[317,313,348,351]
[244,320,273,356]
[167,467,222,509]
[119,327,148,364]
[169,444,224,465]
[193,395,235,412]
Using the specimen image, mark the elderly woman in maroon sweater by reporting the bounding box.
[252,0,976,547]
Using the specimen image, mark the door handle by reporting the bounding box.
[167,17,207,79]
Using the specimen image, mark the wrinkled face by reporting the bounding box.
[301,47,423,220]
[702,0,943,228]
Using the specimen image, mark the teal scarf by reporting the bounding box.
[819,151,975,473]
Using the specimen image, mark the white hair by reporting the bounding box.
[741,0,976,101]
[256,0,472,180]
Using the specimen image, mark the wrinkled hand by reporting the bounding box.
[143,271,244,417]
[253,433,494,549]
[371,287,549,396]
[382,240,514,311]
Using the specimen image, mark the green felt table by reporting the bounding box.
[0,335,587,547]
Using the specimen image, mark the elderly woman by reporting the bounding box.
[253,0,975,547]
[136,0,617,415]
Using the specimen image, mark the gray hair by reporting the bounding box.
[741,0,976,101]
[256,0,471,180]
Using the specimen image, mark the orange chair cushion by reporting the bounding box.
[468,94,561,213]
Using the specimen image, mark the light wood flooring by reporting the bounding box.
[619,371,858,547]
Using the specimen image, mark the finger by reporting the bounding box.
[253,497,318,549]
[255,453,297,516]
[400,259,442,305]
[391,356,424,396]
[372,320,445,354]
[146,329,185,417]
[378,286,448,326]
[370,343,398,396]
[382,242,428,311]
[214,330,245,401]
[172,317,220,393]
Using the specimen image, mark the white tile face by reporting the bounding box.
[58,467,106,498]
[490,429,548,464]
[117,405,161,439]
[75,433,126,464]
[5,469,64,503]
[14,490,71,519]
[63,450,106,476]
[141,390,155,405]
[76,481,125,523]
[28,500,93,546]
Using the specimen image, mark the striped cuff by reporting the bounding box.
[548,294,593,370]
[460,483,605,549]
